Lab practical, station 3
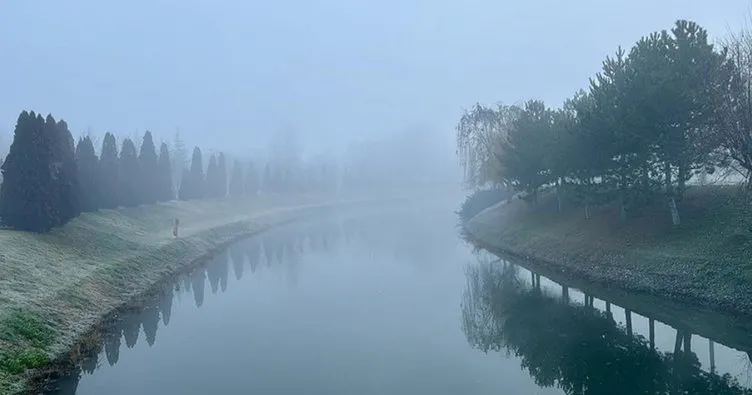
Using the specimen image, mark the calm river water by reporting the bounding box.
[47,204,752,394]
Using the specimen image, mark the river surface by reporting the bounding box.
[48,204,752,394]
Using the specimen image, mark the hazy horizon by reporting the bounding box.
[2,0,751,160]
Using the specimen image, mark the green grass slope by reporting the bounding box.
[464,185,752,317]
[0,194,350,393]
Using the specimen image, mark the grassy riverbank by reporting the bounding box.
[0,194,357,394]
[464,185,752,317]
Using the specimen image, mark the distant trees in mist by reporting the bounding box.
[0,111,341,233]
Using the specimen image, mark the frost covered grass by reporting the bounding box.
[464,185,752,317]
[0,194,344,394]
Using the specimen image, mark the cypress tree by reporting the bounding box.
[158,142,173,201]
[246,162,259,196]
[178,167,191,200]
[138,131,159,204]
[119,138,140,207]
[53,118,81,225]
[205,154,218,197]
[229,160,243,197]
[75,136,99,212]
[99,132,120,209]
[217,152,227,197]
[188,147,204,199]
[0,111,57,231]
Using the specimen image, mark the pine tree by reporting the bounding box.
[51,117,81,225]
[217,152,227,197]
[138,131,159,204]
[229,160,243,197]
[99,132,120,209]
[158,142,173,201]
[178,167,191,200]
[119,138,140,207]
[171,132,187,196]
[0,111,57,231]
[76,136,99,212]
[246,162,259,196]
[179,147,204,200]
[205,154,218,197]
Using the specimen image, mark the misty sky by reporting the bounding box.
[1,0,750,159]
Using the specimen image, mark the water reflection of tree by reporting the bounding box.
[158,282,174,326]
[103,327,121,366]
[229,242,245,280]
[462,261,752,395]
[206,253,223,294]
[191,267,206,308]
[244,238,260,273]
[218,251,229,293]
[141,305,160,347]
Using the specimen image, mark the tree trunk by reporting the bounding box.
[666,161,680,226]
[556,177,562,213]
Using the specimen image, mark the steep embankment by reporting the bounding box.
[0,195,377,394]
[464,185,752,317]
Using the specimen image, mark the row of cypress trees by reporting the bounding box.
[0,111,179,232]
[0,110,340,233]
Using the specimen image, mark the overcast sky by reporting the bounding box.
[1,0,750,159]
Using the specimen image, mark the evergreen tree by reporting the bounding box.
[171,132,187,196]
[75,136,99,212]
[229,160,244,197]
[0,111,57,231]
[99,132,120,209]
[138,131,159,204]
[52,118,82,225]
[178,167,191,200]
[263,163,272,193]
[157,142,173,201]
[119,138,140,207]
[205,154,218,197]
[179,146,204,200]
[245,162,259,196]
[217,152,227,197]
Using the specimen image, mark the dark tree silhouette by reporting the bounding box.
[118,138,141,207]
[179,147,204,200]
[229,160,244,197]
[0,111,58,231]
[157,142,173,201]
[218,250,229,293]
[141,305,160,347]
[244,238,261,273]
[103,328,122,366]
[205,154,219,198]
[52,118,82,225]
[75,136,100,212]
[138,131,159,204]
[158,283,174,326]
[191,267,206,308]
[122,311,141,348]
[99,132,120,209]
[229,242,245,280]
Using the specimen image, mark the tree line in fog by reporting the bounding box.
[0,110,339,232]
[457,19,752,226]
